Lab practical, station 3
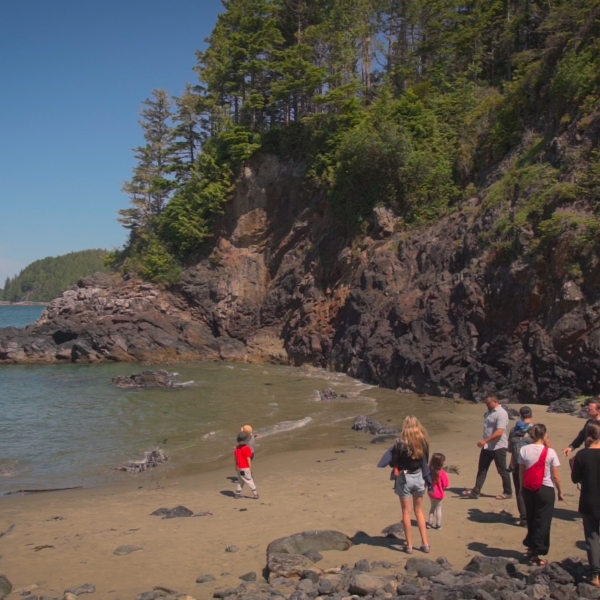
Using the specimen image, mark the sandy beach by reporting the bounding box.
[0,403,589,599]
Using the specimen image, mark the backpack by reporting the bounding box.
[523,447,549,492]
[510,423,533,464]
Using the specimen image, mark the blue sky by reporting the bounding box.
[0,0,223,283]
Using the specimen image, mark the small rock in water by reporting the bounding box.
[195,575,215,584]
[117,449,168,473]
[225,545,238,553]
[112,370,190,389]
[318,388,338,401]
[113,545,143,556]
[238,572,257,582]
[352,415,399,435]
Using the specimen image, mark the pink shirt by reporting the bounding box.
[428,470,449,500]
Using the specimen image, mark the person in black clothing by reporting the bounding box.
[508,406,534,527]
[564,400,600,456]
[571,420,600,588]
[391,415,431,555]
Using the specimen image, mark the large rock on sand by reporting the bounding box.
[267,553,316,578]
[267,530,353,556]
[0,575,12,600]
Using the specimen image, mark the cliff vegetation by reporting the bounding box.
[110,0,600,286]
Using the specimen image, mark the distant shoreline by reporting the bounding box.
[0,301,48,306]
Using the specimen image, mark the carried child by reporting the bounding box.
[234,431,259,499]
[427,453,449,530]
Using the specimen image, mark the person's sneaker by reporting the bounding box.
[435,525,442,530]
[234,492,242,499]
[253,492,260,499]
[426,523,433,529]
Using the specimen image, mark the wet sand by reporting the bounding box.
[0,403,588,599]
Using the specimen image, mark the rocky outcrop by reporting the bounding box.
[112,370,192,388]
[3,153,600,403]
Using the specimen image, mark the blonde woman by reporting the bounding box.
[391,416,431,553]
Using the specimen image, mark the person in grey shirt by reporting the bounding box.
[462,396,513,499]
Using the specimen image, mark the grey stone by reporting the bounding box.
[347,574,391,597]
[524,583,550,599]
[63,584,96,596]
[239,573,257,582]
[463,556,516,576]
[225,545,239,553]
[405,558,444,578]
[135,592,156,600]
[354,560,371,572]
[0,576,12,599]
[380,523,405,539]
[396,583,420,595]
[430,571,457,587]
[162,506,194,519]
[300,571,320,584]
[113,545,143,556]
[267,530,353,556]
[212,588,238,599]
[196,575,216,584]
[302,550,323,563]
[267,553,315,578]
[578,582,600,600]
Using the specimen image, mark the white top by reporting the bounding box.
[518,444,560,488]
[483,405,509,450]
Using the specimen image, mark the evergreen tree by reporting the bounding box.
[118,89,175,230]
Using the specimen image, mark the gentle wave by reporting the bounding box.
[258,416,313,437]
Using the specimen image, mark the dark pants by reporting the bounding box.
[512,468,526,520]
[522,485,555,556]
[472,448,512,497]
[583,514,600,575]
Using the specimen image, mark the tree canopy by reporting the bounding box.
[110,0,600,284]
[0,250,109,303]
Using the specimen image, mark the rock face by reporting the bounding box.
[3,153,600,403]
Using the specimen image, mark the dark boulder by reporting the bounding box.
[352,416,399,436]
[267,530,353,556]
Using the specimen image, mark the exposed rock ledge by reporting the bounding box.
[2,153,600,404]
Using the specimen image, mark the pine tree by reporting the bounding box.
[119,89,175,230]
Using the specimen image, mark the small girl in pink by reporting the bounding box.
[427,453,449,530]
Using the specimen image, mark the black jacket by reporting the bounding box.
[569,419,598,450]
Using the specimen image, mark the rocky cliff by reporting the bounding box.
[2,153,600,403]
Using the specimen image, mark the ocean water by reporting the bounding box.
[0,305,452,495]
[0,305,45,328]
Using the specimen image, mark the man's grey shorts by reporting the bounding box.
[395,471,426,498]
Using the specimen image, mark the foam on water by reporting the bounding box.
[258,416,313,437]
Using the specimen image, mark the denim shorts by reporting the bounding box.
[395,470,425,498]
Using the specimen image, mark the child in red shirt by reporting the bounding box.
[234,431,259,499]
[427,453,449,530]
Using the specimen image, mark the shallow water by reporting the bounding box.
[0,305,453,494]
[0,358,452,494]
[0,305,45,328]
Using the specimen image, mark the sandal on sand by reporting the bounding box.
[403,545,413,554]
[529,557,547,566]
[495,494,512,500]
[590,577,600,588]
[461,489,479,498]
[234,492,242,499]
[420,545,431,554]
[253,492,260,499]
